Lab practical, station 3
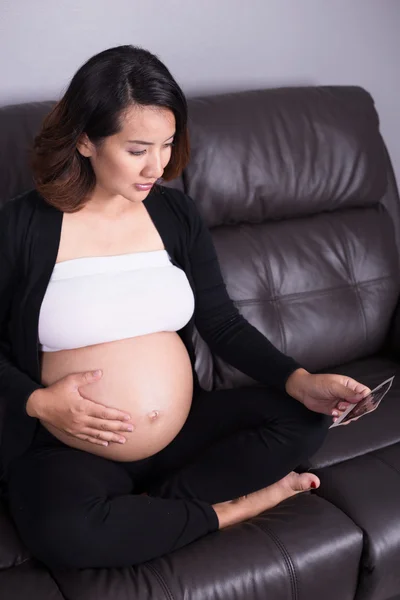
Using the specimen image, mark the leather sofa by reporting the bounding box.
[1,85,400,600]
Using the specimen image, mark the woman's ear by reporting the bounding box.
[76,133,94,158]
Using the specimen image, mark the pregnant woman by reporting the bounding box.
[1,45,371,569]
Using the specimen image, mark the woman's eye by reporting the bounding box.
[128,143,174,157]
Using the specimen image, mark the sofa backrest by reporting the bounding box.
[1,86,399,392]
[183,86,400,389]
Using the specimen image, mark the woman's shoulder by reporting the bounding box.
[0,188,46,220]
[156,184,200,222]
[0,188,51,255]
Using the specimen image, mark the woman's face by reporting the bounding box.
[77,104,176,204]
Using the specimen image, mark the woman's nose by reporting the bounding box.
[142,152,164,179]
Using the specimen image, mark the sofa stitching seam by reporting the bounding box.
[14,556,31,567]
[144,563,175,600]
[370,451,400,477]
[237,224,288,352]
[262,250,287,355]
[44,564,71,600]
[340,234,369,348]
[232,274,394,306]
[253,521,298,600]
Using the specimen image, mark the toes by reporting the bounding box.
[293,472,320,492]
[306,473,320,490]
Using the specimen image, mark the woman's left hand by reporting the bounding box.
[285,368,371,418]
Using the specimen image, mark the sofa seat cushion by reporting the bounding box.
[48,494,362,600]
[315,443,400,600]
[0,497,30,569]
[309,354,400,469]
[1,559,64,600]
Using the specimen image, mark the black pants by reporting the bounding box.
[6,384,330,569]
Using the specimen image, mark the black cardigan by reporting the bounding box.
[0,185,301,470]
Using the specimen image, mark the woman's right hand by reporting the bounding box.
[26,369,134,446]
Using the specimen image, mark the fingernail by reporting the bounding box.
[127,426,134,432]
[93,369,102,376]
[310,482,317,489]
[102,441,108,447]
[123,415,131,421]
[118,438,126,444]
[332,411,339,417]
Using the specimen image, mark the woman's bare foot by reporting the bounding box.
[243,471,320,513]
[212,471,320,529]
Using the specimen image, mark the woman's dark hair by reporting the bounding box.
[31,45,190,212]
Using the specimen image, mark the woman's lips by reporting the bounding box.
[134,183,154,191]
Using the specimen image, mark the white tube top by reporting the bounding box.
[38,250,195,352]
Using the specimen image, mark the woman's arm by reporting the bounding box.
[186,194,302,393]
[0,202,44,422]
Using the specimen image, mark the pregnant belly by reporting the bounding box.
[40,332,194,461]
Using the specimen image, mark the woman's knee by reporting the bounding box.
[11,505,89,568]
[292,406,331,456]
[267,396,331,456]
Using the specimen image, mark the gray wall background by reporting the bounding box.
[1,0,400,185]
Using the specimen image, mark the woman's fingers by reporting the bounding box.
[332,416,360,426]
[343,376,372,396]
[76,428,128,444]
[340,418,359,426]
[74,434,110,446]
[86,417,135,433]
[81,398,132,422]
[332,408,348,417]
